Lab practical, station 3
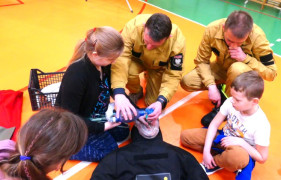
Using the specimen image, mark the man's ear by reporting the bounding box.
[222,24,225,31]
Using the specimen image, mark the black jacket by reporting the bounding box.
[56,55,111,134]
[91,127,209,180]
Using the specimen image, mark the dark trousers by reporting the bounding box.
[70,124,129,162]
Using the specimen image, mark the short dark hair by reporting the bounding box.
[231,71,264,100]
[225,10,253,39]
[145,13,172,42]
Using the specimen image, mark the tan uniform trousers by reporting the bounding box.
[127,57,165,106]
[180,128,249,172]
[180,62,252,96]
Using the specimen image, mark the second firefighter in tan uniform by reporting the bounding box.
[181,18,277,96]
[111,14,186,111]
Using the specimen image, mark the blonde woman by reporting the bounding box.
[56,27,129,162]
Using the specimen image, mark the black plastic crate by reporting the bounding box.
[28,69,65,111]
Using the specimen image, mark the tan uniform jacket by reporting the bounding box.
[111,14,186,101]
[195,19,277,87]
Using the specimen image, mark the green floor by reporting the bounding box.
[143,0,281,56]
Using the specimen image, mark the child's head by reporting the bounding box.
[230,71,264,112]
[0,108,88,180]
[69,26,124,66]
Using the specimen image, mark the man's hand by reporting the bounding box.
[114,94,137,121]
[208,84,221,107]
[137,115,149,127]
[146,101,162,121]
[229,47,247,62]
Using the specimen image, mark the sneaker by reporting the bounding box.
[201,107,219,127]
[200,163,222,175]
[128,86,143,104]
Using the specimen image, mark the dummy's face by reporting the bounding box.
[223,28,248,48]
[143,28,166,50]
[230,88,255,113]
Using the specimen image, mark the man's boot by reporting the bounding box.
[128,86,143,105]
[201,84,228,127]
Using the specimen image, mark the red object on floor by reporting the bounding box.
[0,90,23,141]
[0,0,24,7]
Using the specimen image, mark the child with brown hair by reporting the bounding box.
[55,26,130,162]
[180,71,270,179]
[0,108,88,180]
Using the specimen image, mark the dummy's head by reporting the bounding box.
[135,118,159,139]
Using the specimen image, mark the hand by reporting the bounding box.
[104,121,121,131]
[114,94,137,121]
[202,151,217,169]
[137,115,149,127]
[146,101,162,121]
[208,85,221,107]
[229,47,247,62]
[221,136,245,147]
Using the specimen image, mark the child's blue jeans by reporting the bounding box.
[70,124,129,162]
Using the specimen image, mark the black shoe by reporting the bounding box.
[201,84,227,127]
[201,106,219,127]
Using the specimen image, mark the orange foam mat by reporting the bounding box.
[20,84,281,180]
[1,0,280,179]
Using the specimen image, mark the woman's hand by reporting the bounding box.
[104,121,121,131]
[114,94,137,121]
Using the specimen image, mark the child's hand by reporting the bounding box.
[104,121,121,131]
[221,136,245,147]
[202,152,217,169]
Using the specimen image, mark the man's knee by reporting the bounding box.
[181,69,207,91]
[227,62,252,78]
[180,78,193,91]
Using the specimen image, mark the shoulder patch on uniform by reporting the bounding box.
[170,53,183,70]
[211,47,220,56]
[136,173,171,180]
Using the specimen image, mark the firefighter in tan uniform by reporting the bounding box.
[181,10,277,127]
[111,13,186,121]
